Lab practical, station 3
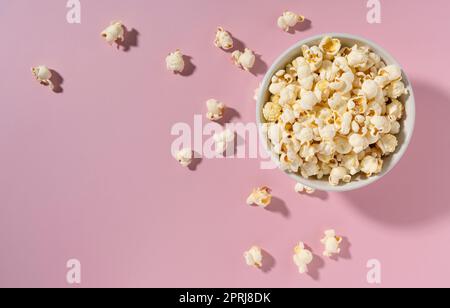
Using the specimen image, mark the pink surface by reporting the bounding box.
[1,0,450,288]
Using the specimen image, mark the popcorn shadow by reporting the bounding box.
[260,249,276,273]
[217,107,241,126]
[343,80,450,227]
[304,244,325,281]
[188,151,203,171]
[49,69,64,94]
[225,33,247,54]
[117,26,139,52]
[287,18,312,34]
[180,55,196,77]
[250,53,268,77]
[265,197,290,218]
[232,133,245,157]
[302,190,329,201]
[330,236,352,261]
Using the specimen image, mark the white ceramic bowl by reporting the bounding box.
[256,33,416,192]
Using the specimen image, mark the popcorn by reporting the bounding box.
[277,11,305,32]
[386,80,407,99]
[247,187,272,208]
[360,155,382,176]
[214,27,234,50]
[31,65,53,89]
[244,246,263,268]
[293,242,313,274]
[329,167,351,186]
[387,99,404,121]
[370,116,391,134]
[347,46,369,68]
[299,90,319,110]
[377,134,398,155]
[206,99,225,121]
[302,45,323,72]
[379,65,402,82]
[349,133,369,153]
[232,48,256,72]
[214,129,235,154]
[279,84,298,106]
[319,36,341,59]
[261,36,406,186]
[295,183,315,194]
[175,148,193,167]
[321,230,343,257]
[166,49,185,73]
[361,79,380,99]
[101,21,124,45]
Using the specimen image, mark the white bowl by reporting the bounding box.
[256,33,416,192]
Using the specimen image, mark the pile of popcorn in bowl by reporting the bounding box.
[258,34,414,190]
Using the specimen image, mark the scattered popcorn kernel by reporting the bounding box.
[295,183,315,194]
[175,148,193,167]
[321,230,342,257]
[247,187,272,208]
[214,27,234,50]
[206,99,225,121]
[213,129,235,154]
[277,11,305,32]
[166,49,185,73]
[293,242,313,274]
[101,21,124,45]
[244,246,263,268]
[232,48,256,72]
[31,65,53,89]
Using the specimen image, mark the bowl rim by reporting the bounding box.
[256,33,416,192]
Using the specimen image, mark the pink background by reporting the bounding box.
[1,0,450,288]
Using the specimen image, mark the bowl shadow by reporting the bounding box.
[343,80,450,227]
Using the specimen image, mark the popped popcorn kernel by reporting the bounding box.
[101,21,124,45]
[232,48,256,72]
[247,187,272,208]
[214,27,234,50]
[206,99,225,121]
[295,183,315,194]
[31,65,53,89]
[321,230,343,258]
[175,148,193,167]
[213,129,235,154]
[293,242,313,274]
[277,11,305,32]
[244,246,263,268]
[166,49,185,73]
